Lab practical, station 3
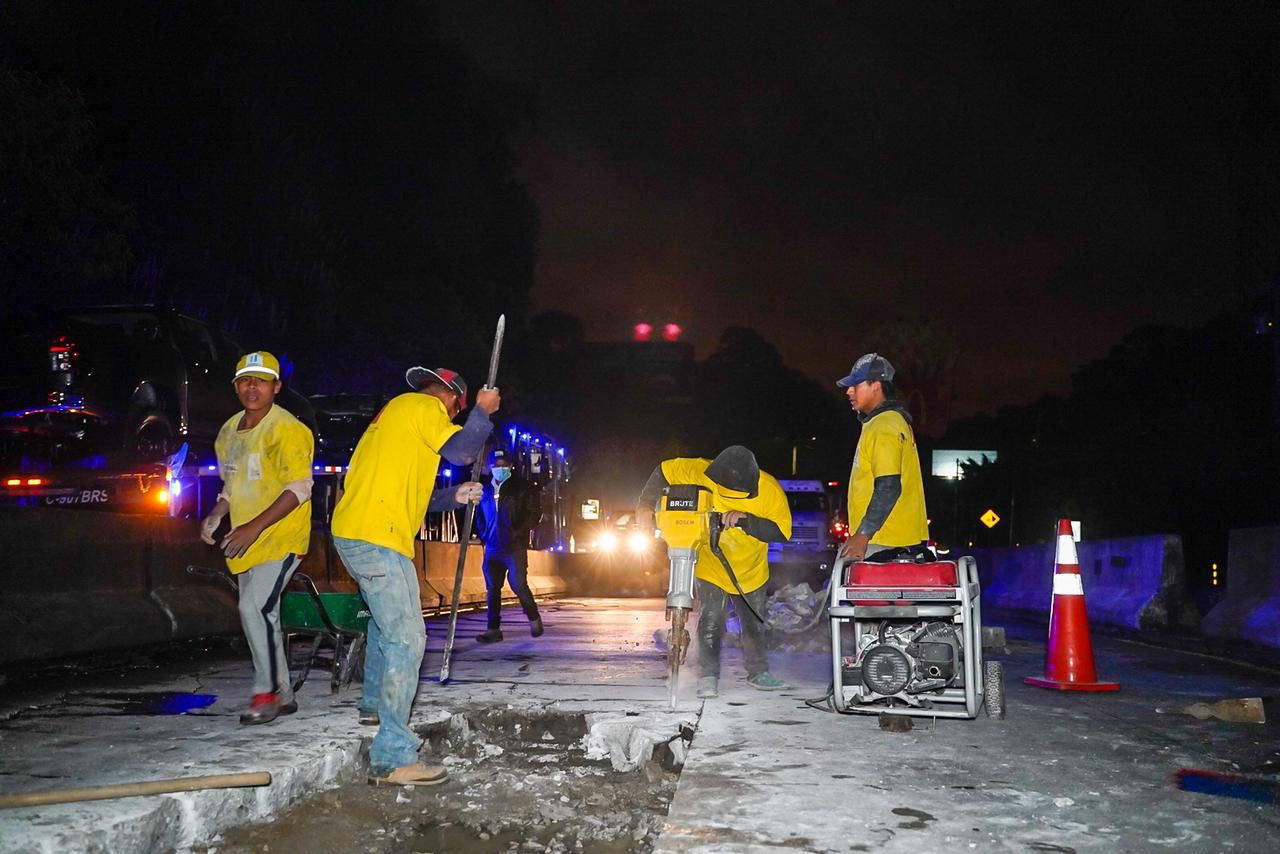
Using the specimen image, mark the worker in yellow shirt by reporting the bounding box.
[636,446,792,698]
[836,353,929,561]
[331,366,497,786]
[200,351,314,725]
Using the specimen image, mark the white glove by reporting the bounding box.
[200,511,227,545]
[455,482,483,504]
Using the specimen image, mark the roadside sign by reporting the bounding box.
[980,509,1000,528]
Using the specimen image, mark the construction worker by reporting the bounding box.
[636,445,791,698]
[200,351,314,725]
[331,366,498,786]
[836,353,929,561]
[475,449,544,643]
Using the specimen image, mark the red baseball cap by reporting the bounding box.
[405,366,468,408]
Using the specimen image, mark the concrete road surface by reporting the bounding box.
[0,598,1275,852]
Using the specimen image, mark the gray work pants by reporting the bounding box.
[237,554,298,701]
[695,578,770,680]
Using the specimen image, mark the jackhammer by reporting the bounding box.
[654,485,711,709]
[654,485,763,708]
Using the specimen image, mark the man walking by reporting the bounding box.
[200,351,314,725]
[475,449,544,643]
[331,366,497,786]
[836,353,929,561]
[635,445,791,698]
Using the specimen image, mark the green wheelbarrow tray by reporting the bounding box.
[283,572,369,694]
[281,590,371,633]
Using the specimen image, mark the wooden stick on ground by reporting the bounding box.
[0,771,271,809]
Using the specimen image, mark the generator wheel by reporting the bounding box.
[983,660,1006,719]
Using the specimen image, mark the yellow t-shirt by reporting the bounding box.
[331,393,461,558]
[847,408,929,548]
[659,458,791,595]
[214,404,314,574]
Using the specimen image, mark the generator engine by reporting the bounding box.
[845,620,964,700]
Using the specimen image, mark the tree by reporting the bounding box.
[0,67,132,296]
[1,2,538,392]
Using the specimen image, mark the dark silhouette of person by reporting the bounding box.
[475,449,544,642]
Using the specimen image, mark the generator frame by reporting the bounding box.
[828,555,988,719]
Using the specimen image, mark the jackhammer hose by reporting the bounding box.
[708,512,765,624]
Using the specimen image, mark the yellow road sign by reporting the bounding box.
[980,509,1001,528]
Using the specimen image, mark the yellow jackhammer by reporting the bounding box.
[656,484,751,709]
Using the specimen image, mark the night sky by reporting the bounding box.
[439,2,1280,417]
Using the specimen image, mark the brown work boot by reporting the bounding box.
[367,762,449,787]
[530,617,544,638]
[476,628,503,644]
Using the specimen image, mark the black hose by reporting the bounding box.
[708,512,765,624]
[804,679,837,713]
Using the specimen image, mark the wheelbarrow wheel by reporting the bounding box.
[983,660,1006,719]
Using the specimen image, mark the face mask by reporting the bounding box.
[492,467,512,484]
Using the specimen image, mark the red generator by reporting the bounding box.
[828,556,1005,719]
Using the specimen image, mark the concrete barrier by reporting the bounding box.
[297,536,570,612]
[0,507,239,664]
[0,506,573,664]
[1202,526,1280,649]
[973,533,1198,631]
[526,550,569,599]
[554,552,667,598]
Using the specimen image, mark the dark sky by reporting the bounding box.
[438,2,1280,417]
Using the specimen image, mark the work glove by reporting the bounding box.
[200,510,227,545]
[455,482,483,504]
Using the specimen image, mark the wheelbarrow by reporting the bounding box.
[186,564,369,694]
[280,572,370,695]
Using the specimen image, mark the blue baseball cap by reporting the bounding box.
[836,353,894,388]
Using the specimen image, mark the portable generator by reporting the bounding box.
[828,554,1005,719]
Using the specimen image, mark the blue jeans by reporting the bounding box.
[333,536,425,773]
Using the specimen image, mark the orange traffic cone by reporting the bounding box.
[1025,519,1120,691]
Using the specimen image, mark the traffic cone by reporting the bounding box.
[1024,519,1120,691]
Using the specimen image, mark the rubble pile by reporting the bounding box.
[721,583,830,652]
[205,707,691,853]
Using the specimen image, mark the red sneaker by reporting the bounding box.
[240,692,282,725]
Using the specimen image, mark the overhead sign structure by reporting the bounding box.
[980,509,1001,528]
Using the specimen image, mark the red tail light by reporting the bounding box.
[830,518,849,542]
